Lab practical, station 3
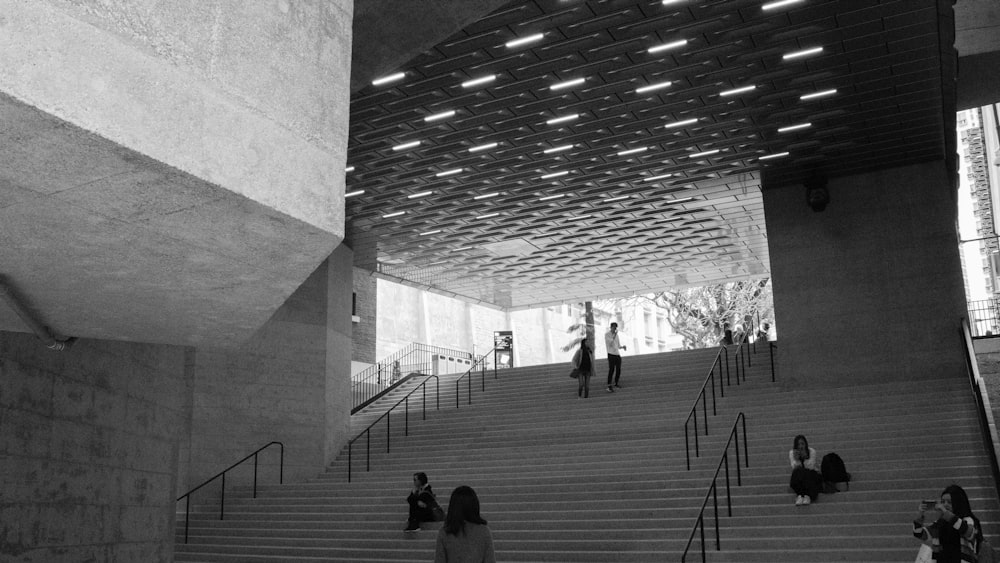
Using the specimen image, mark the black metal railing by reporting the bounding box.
[352,343,471,413]
[455,346,501,408]
[683,346,728,470]
[968,299,1000,338]
[681,413,749,563]
[176,441,284,544]
[961,318,1000,504]
[347,375,439,482]
[684,328,774,470]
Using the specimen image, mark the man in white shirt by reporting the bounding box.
[604,322,626,392]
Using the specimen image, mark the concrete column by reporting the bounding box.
[762,160,968,387]
[325,245,353,465]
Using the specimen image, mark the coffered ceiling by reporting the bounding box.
[345,0,951,309]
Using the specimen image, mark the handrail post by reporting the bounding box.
[348,442,353,483]
[220,473,225,521]
[253,453,258,499]
[404,396,409,436]
[184,496,190,544]
[699,515,706,563]
[366,431,370,472]
[712,481,720,550]
[386,412,391,453]
[685,420,691,470]
[693,410,700,458]
[717,357,724,398]
[701,390,708,435]
[724,346,730,386]
[422,384,427,421]
[710,371,717,416]
[723,453,731,517]
[769,342,775,382]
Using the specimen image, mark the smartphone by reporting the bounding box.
[919,500,937,511]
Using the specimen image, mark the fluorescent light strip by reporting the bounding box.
[617,147,648,156]
[604,195,629,202]
[382,211,406,218]
[476,213,500,219]
[662,0,684,4]
[407,191,433,199]
[372,72,405,86]
[575,214,592,220]
[452,246,473,252]
[800,88,837,100]
[345,166,355,173]
[777,123,811,133]
[469,142,498,153]
[540,171,570,179]
[762,0,803,10]
[462,75,496,88]
[436,168,463,177]
[543,144,574,154]
[539,194,564,201]
[392,140,420,151]
[783,47,824,60]
[546,114,579,125]
[425,110,456,122]
[665,118,699,129]
[473,192,499,200]
[759,152,790,161]
[689,149,720,158]
[550,77,585,91]
[648,39,687,54]
[720,85,756,97]
[505,33,544,48]
[670,197,697,204]
[345,189,365,197]
[635,80,672,94]
[419,230,441,236]
[643,174,673,182]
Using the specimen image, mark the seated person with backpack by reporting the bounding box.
[405,472,442,532]
[789,434,823,506]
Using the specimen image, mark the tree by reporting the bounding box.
[603,279,772,350]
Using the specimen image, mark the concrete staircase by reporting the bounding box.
[175,343,1000,562]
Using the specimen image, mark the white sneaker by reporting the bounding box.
[802,496,811,505]
[795,495,804,506]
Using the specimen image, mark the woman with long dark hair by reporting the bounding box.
[434,485,496,563]
[571,337,596,398]
[913,484,981,562]
[404,472,437,533]
[789,434,823,506]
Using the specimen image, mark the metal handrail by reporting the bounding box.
[175,441,284,544]
[455,346,501,408]
[685,325,774,470]
[681,413,749,563]
[347,375,439,482]
[352,343,471,412]
[683,346,727,470]
[961,318,1000,504]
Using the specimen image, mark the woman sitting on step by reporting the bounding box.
[404,472,437,532]
[789,434,823,506]
[912,484,981,563]
[435,485,496,563]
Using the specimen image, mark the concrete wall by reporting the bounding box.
[182,254,352,492]
[763,160,968,386]
[1,332,189,562]
[352,267,377,363]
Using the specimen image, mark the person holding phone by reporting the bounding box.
[788,434,823,506]
[912,484,980,562]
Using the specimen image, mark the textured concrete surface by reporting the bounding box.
[0,331,190,563]
[764,161,968,387]
[180,256,352,492]
[0,0,350,347]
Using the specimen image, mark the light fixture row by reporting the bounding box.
[346,86,838,174]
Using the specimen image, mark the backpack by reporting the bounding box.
[820,452,851,491]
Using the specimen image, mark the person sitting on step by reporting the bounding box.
[789,434,823,506]
[435,485,496,563]
[912,484,981,563]
[405,472,437,532]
